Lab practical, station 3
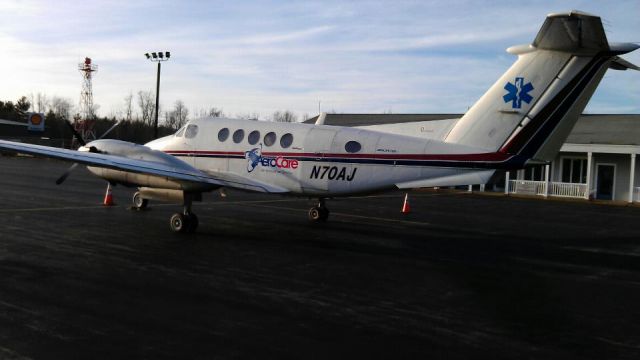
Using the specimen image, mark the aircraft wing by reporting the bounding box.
[0,140,289,193]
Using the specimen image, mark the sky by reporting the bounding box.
[0,0,638,122]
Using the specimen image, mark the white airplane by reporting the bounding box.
[0,11,638,233]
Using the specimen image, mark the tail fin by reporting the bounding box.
[445,10,638,163]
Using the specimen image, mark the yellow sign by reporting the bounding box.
[27,112,45,131]
[30,113,42,125]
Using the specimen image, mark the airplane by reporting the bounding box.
[0,10,638,233]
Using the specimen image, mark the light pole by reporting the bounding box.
[144,51,170,139]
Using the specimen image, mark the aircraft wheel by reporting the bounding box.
[132,191,148,210]
[308,207,329,223]
[186,213,199,233]
[319,207,330,221]
[170,213,187,233]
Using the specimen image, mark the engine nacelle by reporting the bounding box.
[80,139,216,192]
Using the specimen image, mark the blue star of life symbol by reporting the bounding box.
[503,77,534,109]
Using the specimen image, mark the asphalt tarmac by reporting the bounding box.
[1,156,640,359]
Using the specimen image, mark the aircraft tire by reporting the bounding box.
[308,207,328,223]
[170,213,187,232]
[319,207,330,221]
[132,191,148,210]
[186,213,199,233]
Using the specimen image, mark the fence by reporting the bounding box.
[508,180,588,199]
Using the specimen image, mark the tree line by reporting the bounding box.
[2,92,307,146]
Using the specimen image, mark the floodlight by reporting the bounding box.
[166,52,170,58]
[158,52,164,59]
[152,52,158,59]
[145,53,150,59]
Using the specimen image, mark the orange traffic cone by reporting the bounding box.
[103,183,115,206]
[401,193,410,214]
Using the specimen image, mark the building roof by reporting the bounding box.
[565,114,640,145]
[304,113,640,146]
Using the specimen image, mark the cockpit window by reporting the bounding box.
[185,124,199,139]
[175,126,186,137]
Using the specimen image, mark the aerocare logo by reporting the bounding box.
[245,145,299,173]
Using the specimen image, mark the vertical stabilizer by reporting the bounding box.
[445,11,638,163]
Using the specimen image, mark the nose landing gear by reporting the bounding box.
[308,198,330,222]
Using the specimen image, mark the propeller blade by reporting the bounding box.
[55,163,79,185]
[65,120,86,147]
[98,121,121,140]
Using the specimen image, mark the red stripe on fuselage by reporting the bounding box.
[164,150,513,162]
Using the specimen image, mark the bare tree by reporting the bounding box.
[273,110,297,122]
[164,100,189,130]
[50,97,74,120]
[137,90,155,126]
[208,107,223,117]
[174,100,189,128]
[236,112,260,121]
[123,93,134,121]
[164,110,177,130]
[36,93,49,113]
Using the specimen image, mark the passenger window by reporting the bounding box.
[233,129,245,143]
[345,141,361,153]
[264,132,276,146]
[175,126,186,137]
[280,133,293,148]
[248,130,260,145]
[218,128,229,142]
[185,124,199,139]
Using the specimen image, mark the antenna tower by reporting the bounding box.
[75,57,98,145]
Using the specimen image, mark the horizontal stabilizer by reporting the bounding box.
[609,56,640,71]
[533,10,608,54]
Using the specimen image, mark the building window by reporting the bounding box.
[523,164,545,181]
[561,158,587,183]
[233,129,245,143]
[218,128,229,142]
[248,130,260,145]
[264,132,277,146]
[280,133,293,148]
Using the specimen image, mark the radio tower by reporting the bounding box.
[75,57,98,146]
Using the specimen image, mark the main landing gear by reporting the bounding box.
[131,190,199,233]
[169,212,199,233]
[170,193,199,233]
[308,198,330,223]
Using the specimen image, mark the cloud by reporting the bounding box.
[0,0,638,119]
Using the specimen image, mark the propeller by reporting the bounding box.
[65,119,86,147]
[55,120,120,185]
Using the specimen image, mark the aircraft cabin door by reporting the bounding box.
[302,128,337,192]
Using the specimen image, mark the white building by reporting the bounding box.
[507,114,640,203]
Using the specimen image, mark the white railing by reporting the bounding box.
[508,180,546,196]
[549,182,587,198]
[508,180,587,199]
